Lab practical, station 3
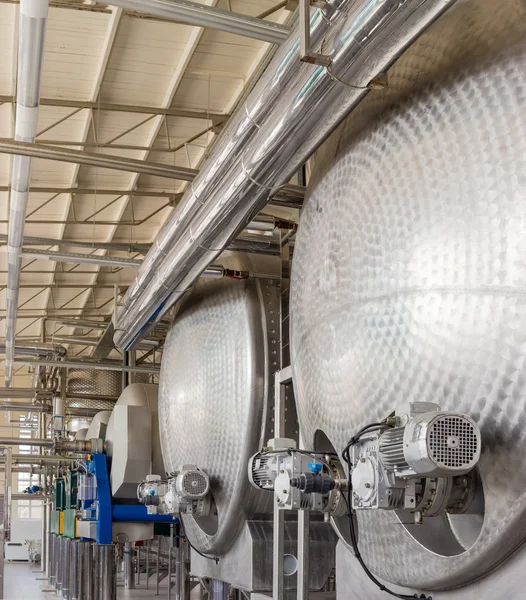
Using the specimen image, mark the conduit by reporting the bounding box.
[5,0,49,385]
[113,0,457,349]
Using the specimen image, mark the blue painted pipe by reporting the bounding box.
[112,505,177,523]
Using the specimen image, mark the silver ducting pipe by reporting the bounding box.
[108,0,290,43]
[112,5,338,347]
[0,139,303,205]
[113,0,457,350]
[5,0,49,386]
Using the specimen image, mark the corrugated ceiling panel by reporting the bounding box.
[99,17,192,106]
[40,9,110,100]
[0,4,16,95]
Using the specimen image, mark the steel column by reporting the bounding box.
[124,542,135,589]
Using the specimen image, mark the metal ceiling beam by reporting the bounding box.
[0,139,304,204]
[105,0,291,44]
[0,186,178,197]
[0,233,150,253]
[0,139,198,181]
[0,95,228,122]
[13,357,160,374]
[1,232,280,255]
[21,248,143,269]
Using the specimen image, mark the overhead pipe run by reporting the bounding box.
[113,0,457,349]
[13,358,160,374]
[5,0,49,386]
[0,140,304,207]
[102,0,291,44]
[1,232,281,256]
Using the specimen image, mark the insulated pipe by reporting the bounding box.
[0,139,303,203]
[5,0,49,386]
[113,0,458,349]
[113,4,340,337]
[106,0,290,44]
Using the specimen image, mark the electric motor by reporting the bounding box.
[138,467,211,517]
[249,438,347,515]
[351,403,481,522]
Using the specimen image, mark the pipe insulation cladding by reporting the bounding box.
[5,0,48,386]
[112,0,458,350]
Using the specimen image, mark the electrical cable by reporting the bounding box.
[342,422,432,600]
[178,514,219,564]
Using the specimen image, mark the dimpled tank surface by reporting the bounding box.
[290,0,526,590]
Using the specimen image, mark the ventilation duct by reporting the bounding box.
[5,0,49,385]
[113,0,457,350]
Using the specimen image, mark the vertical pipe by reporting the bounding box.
[181,539,190,600]
[56,537,63,594]
[210,580,228,600]
[96,544,116,600]
[73,541,85,600]
[43,499,51,577]
[70,540,79,600]
[62,537,70,599]
[145,539,150,589]
[174,525,181,600]
[48,533,56,589]
[273,370,285,600]
[3,447,12,542]
[83,542,94,600]
[155,536,161,596]
[168,546,173,600]
[38,498,48,573]
[123,542,135,589]
[297,511,310,600]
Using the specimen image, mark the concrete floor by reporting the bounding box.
[3,561,175,600]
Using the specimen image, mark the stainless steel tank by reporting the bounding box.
[159,253,279,555]
[290,0,526,591]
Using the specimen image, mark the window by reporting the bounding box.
[16,415,43,519]
[17,500,42,520]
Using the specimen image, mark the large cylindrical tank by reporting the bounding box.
[290,0,526,592]
[159,253,279,555]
